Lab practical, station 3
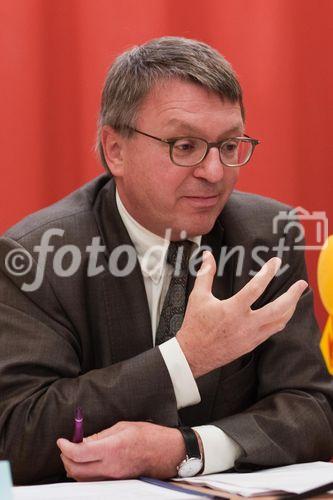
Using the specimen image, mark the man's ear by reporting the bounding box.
[101,126,125,176]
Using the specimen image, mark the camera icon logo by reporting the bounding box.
[272,206,328,251]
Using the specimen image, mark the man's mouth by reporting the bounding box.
[183,195,220,208]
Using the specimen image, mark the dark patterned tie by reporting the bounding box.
[155,240,193,346]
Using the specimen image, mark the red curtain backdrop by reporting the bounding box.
[1,0,332,327]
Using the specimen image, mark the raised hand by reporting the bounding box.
[177,252,308,378]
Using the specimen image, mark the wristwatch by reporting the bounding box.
[177,426,203,478]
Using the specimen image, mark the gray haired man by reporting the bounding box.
[0,37,332,484]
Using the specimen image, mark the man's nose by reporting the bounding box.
[193,146,224,183]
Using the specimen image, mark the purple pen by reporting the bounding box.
[72,407,84,443]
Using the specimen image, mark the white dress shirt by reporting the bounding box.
[116,190,242,474]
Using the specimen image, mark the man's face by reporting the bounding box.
[113,79,244,239]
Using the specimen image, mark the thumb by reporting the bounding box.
[193,251,216,295]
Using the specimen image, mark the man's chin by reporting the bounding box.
[171,216,218,240]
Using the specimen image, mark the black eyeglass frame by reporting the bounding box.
[126,126,260,167]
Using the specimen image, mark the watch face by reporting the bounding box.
[177,457,203,478]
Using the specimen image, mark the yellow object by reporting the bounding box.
[318,236,333,374]
[320,317,333,374]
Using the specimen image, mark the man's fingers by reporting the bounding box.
[235,257,282,308]
[57,438,104,463]
[258,318,292,339]
[258,300,300,338]
[258,279,308,324]
[193,251,216,295]
[60,454,105,481]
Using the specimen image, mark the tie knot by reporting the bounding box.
[167,240,192,270]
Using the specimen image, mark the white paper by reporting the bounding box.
[13,479,205,500]
[174,461,333,497]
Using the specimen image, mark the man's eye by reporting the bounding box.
[174,140,196,152]
[224,141,238,152]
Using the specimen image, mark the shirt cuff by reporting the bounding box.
[159,338,201,410]
[192,425,242,475]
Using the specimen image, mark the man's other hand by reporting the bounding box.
[57,421,186,481]
[177,252,308,378]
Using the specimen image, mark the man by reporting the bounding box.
[0,36,332,485]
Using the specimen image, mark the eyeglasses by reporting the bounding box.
[126,127,260,167]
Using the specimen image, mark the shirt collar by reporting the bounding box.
[116,189,201,283]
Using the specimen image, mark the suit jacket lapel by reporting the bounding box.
[93,178,153,363]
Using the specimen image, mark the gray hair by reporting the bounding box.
[96,36,244,170]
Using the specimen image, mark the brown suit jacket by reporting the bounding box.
[0,174,333,485]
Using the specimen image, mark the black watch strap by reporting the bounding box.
[178,426,201,459]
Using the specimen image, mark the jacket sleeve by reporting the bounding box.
[0,237,179,485]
